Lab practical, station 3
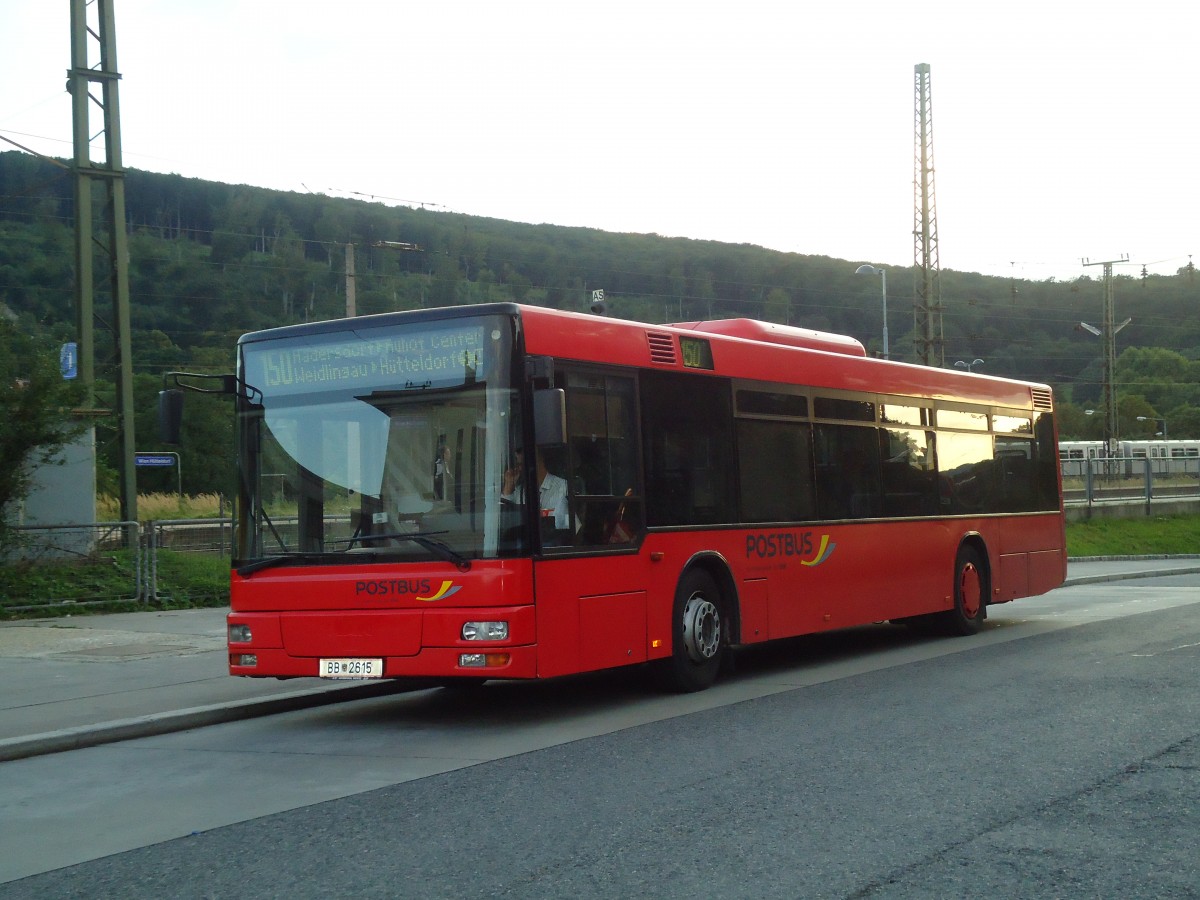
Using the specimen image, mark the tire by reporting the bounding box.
[657,569,726,692]
[938,545,988,636]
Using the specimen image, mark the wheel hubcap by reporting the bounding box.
[959,563,982,618]
[682,593,721,663]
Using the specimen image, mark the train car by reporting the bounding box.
[1059,439,1200,477]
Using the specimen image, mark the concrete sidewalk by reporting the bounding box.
[0,607,411,761]
[3,557,1199,763]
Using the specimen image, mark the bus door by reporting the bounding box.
[531,369,653,678]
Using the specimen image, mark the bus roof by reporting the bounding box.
[516,305,1052,411]
[237,302,1052,412]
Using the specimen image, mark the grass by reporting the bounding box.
[0,549,229,619]
[1064,514,1200,558]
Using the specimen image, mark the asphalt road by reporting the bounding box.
[2,575,1199,898]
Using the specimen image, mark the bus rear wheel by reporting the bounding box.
[657,569,726,692]
[940,546,988,636]
[898,546,988,636]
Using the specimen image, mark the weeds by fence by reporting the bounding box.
[1,519,230,615]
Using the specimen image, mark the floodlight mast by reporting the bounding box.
[854,265,889,360]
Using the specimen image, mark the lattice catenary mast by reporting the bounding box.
[69,0,138,522]
[913,63,944,367]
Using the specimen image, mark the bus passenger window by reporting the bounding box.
[737,420,815,522]
[813,424,882,519]
[937,432,993,514]
[880,427,937,517]
[641,372,735,527]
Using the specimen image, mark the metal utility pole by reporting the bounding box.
[344,243,356,317]
[1079,255,1131,457]
[70,0,137,522]
[912,63,944,367]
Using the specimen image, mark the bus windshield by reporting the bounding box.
[235,314,524,567]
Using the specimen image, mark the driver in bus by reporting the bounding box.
[501,448,572,532]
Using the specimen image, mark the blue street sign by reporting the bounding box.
[135,454,176,467]
[60,342,78,380]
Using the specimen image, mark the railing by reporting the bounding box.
[2,516,355,612]
[1062,456,1200,511]
[1,521,142,612]
[144,517,234,601]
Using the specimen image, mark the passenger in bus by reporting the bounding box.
[501,448,572,532]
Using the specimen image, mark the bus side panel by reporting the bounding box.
[578,591,647,671]
[532,553,671,678]
[1027,549,1067,595]
[997,554,1030,600]
[738,577,770,643]
[747,521,955,637]
[993,512,1067,602]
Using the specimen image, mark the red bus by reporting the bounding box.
[217,302,1065,691]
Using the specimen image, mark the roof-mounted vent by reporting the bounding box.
[1031,388,1054,411]
[646,332,677,365]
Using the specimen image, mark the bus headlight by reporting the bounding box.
[229,624,252,643]
[462,621,509,641]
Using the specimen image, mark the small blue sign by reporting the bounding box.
[60,342,78,380]
[135,454,176,467]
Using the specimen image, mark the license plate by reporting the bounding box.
[319,658,384,679]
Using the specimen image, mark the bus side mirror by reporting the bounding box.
[533,388,566,446]
[158,389,184,444]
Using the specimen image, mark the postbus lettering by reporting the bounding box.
[745,531,815,559]
[355,579,433,597]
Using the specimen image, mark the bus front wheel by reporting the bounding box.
[658,569,726,692]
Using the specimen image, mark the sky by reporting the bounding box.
[1,0,1197,283]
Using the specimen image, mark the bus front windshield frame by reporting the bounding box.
[234,314,526,568]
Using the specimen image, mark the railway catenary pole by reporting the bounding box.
[69,0,138,522]
[913,63,944,367]
[1080,256,1131,457]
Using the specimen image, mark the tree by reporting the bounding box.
[1164,405,1200,439]
[0,323,86,548]
[1055,402,1101,440]
[763,288,792,325]
[1115,346,1200,413]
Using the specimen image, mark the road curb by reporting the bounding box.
[0,680,414,763]
[1063,565,1200,588]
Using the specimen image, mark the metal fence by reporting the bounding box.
[3,518,236,612]
[2,515,364,612]
[1,521,142,612]
[1062,456,1200,511]
[144,517,234,602]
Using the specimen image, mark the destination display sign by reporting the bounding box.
[244,324,488,397]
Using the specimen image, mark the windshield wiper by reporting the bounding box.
[236,552,330,577]
[331,530,472,572]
